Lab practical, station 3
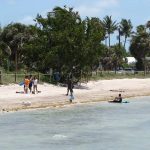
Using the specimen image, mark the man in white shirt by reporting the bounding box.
[33,76,38,94]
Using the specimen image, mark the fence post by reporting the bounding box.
[0,71,2,84]
[49,68,53,83]
[38,72,40,82]
[15,72,17,82]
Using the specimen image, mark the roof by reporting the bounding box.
[126,57,137,64]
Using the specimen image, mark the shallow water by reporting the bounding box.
[1,97,150,150]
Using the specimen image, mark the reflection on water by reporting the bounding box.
[0,97,150,150]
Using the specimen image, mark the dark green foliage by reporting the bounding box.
[0,6,132,82]
[102,16,118,47]
[130,24,150,70]
[120,19,133,48]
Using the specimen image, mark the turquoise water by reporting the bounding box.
[1,97,150,150]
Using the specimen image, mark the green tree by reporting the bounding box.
[120,19,133,48]
[1,23,31,72]
[130,25,150,70]
[0,41,11,70]
[32,6,106,81]
[83,17,105,71]
[146,21,150,32]
[21,25,42,71]
[102,16,118,47]
[100,44,126,71]
[111,44,126,73]
[34,7,85,74]
[136,25,146,34]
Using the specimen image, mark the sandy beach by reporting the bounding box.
[0,78,150,112]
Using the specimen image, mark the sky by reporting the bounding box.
[1,0,150,49]
[1,0,150,27]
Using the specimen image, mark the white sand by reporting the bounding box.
[0,78,150,111]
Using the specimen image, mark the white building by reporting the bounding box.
[126,57,137,65]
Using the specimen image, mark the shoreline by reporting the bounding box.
[0,94,149,114]
[1,78,150,112]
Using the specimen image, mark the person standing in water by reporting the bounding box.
[66,79,74,103]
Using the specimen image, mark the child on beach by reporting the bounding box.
[24,76,30,94]
[29,75,33,93]
[33,76,38,94]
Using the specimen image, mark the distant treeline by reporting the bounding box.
[0,6,150,81]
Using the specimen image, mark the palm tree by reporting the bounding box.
[0,41,11,70]
[120,19,133,48]
[136,25,146,35]
[130,25,150,71]
[1,23,30,73]
[102,16,118,47]
[146,21,150,33]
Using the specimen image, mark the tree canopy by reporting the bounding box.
[0,6,137,82]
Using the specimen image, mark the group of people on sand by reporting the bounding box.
[24,75,38,94]
[22,72,123,103]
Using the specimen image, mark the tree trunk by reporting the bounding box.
[118,28,121,49]
[124,36,127,48]
[144,59,146,76]
[0,71,2,84]
[115,66,117,74]
[15,50,18,73]
[105,37,107,46]
[108,33,110,47]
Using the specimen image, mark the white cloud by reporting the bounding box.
[75,0,120,17]
[19,16,35,25]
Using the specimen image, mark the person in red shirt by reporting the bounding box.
[24,76,30,94]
